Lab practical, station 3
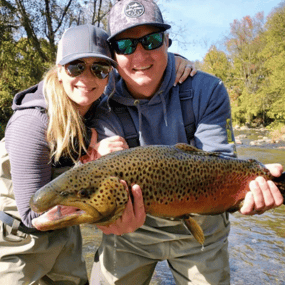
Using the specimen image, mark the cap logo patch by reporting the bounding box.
[125,2,145,18]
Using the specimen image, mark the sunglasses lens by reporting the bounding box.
[113,32,164,55]
[142,33,164,50]
[65,60,85,77]
[114,39,135,55]
[65,61,111,79]
[91,64,112,79]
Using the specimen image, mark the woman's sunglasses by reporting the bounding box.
[64,60,112,79]
[111,32,165,55]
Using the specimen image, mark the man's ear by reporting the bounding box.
[165,33,172,48]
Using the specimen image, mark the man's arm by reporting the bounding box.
[193,73,284,215]
[241,163,284,215]
[193,74,236,156]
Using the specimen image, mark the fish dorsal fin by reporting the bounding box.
[175,143,199,152]
[175,143,220,157]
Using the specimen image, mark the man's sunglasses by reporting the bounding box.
[111,32,165,55]
[64,60,112,79]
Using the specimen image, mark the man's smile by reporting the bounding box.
[133,65,152,71]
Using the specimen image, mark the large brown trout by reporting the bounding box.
[30,144,285,245]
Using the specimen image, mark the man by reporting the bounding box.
[90,1,284,284]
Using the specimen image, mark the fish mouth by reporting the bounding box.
[32,204,102,231]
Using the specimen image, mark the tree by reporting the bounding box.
[1,0,80,62]
[226,13,265,93]
[224,13,268,125]
[78,0,114,29]
[201,45,231,83]
[0,0,115,138]
[259,3,285,127]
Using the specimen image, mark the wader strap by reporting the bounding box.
[10,218,21,235]
[180,88,195,143]
[41,275,57,285]
[0,210,40,234]
[110,77,195,148]
[109,101,140,148]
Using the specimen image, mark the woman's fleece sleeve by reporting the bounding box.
[5,109,51,228]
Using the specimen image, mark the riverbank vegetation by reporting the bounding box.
[198,2,285,139]
[0,0,284,139]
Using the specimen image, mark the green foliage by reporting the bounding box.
[1,0,284,137]
[200,5,285,131]
[200,45,231,83]
[0,0,114,139]
[260,5,285,127]
[0,33,51,138]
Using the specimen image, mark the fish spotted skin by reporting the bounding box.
[30,144,285,244]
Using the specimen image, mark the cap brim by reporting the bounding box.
[57,53,117,67]
[107,23,171,42]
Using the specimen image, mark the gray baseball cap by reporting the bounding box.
[56,24,117,67]
[107,0,171,41]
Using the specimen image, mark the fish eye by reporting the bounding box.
[78,189,89,198]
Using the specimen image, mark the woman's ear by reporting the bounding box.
[57,65,63,83]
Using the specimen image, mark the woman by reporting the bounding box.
[0,24,195,284]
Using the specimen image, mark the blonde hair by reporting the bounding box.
[43,66,87,163]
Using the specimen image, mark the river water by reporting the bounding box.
[81,129,285,284]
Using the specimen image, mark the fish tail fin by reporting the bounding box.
[272,172,285,205]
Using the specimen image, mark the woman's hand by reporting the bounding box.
[80,130,128,163]
[94,136,129,158]
[240,163,284,215]
[174,55,197,86]
[97,181,146,235]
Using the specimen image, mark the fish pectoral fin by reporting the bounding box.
[175,143,220,157]
[183,216,205,246]
[227,199,244,213]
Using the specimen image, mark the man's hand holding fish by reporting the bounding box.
[240,163,284,215]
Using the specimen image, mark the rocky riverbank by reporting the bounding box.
[234,126,285,148]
